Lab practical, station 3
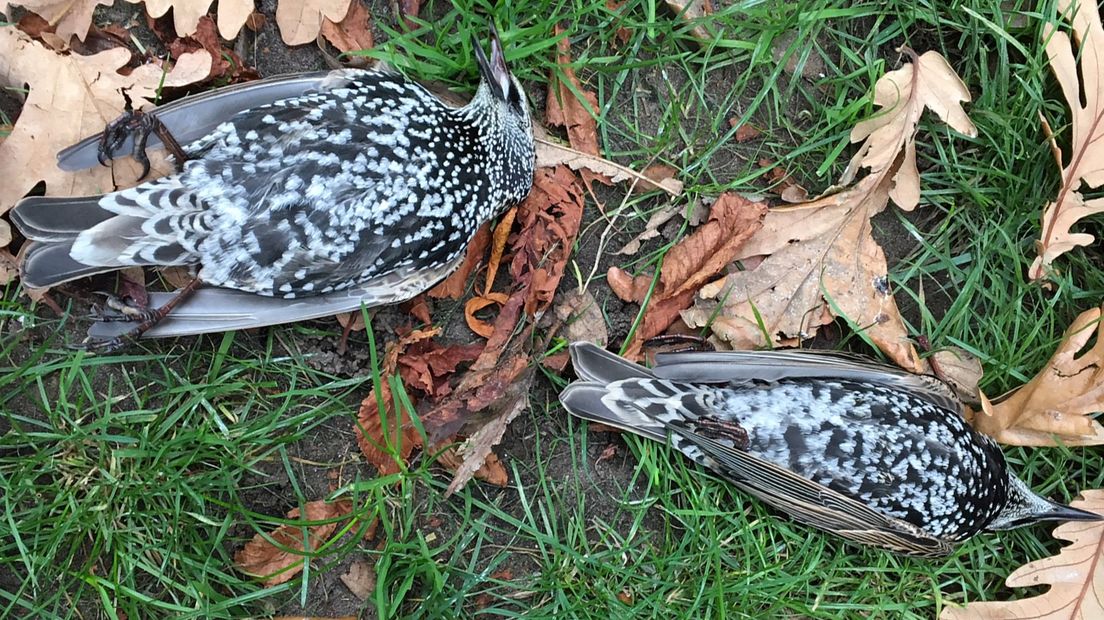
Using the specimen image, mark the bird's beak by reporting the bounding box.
[1035,500,1103,523]
[473,24,511,101]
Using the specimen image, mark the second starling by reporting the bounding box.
[559,342,1102,557]
[11,26,535,347]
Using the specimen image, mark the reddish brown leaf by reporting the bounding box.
[606,267,651,303]
[605,0,632,47]
[167,15,258,83]
[483,206,517,294]
[732,122,761,142]
[320,0,373,54]
[245,11,266,31]
[464,293,509,338]
[546,25,609,187]
[596,443,618,464]
[429,222,491,299]
[234,499,353,586]
[398,0,421,30]
[436,446,508,486]
[620,193,768,359]
[118,267,148,308]
[402,296,432,325]
[541,350,570,371]
[355,383,421,475]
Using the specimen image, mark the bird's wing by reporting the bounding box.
[673,425,953,557]
[652,349,961,413]
[84,254,463,340]
[57,70,361,171]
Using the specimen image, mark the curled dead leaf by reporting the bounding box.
[972,305,1104,446]
[429,223,491,299]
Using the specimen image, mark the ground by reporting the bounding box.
[1,1,1103,619]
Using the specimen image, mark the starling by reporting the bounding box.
[559,342,1102,557]
[11,26,535,348]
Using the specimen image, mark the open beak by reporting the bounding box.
[473,24,511,100]
[1036,500,1103,523]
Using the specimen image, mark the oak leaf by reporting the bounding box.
[0,28,211,255]
[276,0,353,46]
[2,0,112,43]
[1030,0,1104,280]
[940,490,1104,619]
[125,0,254,40]
[320,0,373,54]
[234,499,353,586]
[546,24,609,187]
[971,304,1104,447]
[682,50,975,371]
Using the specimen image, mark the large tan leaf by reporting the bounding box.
[1031,0,1104,280]
[940,490,1104,619]
[0,27,210,256]
[123,0,255,39]
[971,304,1104,447]
[681,50,974,371]
[1,0,112,42]
[276,0,353,46]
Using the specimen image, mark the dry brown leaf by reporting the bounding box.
[464,293,509,338]
[483,206,517,294]
[616,193,767,360]
[2,0,113,43]
[436,446,508,487]
[167,15,258,83]
[339,558,376,601]
[276,0,353,45]
[971,305,1104,447]
[535,138,682,195]
[617,200,685,255]
[682,50,974,371]
[234,499,353,586]
[0,28,211,256]
[929,346,983,403]
[546,25,609,188]
[940,490,1104,619]
[665,0,714,40]
[1030,0,1104,281]
[556,289,608,347]
[124,0,253,39]
[320,0,373,54]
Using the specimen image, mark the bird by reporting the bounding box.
[559,342,1102,557]
[10,25,535,350]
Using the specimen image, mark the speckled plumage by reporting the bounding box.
[13,36,535,306]
[560,342,1102,556]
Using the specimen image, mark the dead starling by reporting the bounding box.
[11,27,534,349]
[559,342,1102,557]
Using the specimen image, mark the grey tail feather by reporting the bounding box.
[559,382,666,443]
[11,195,117,242]
[21,241,118,288]
[569,341,654,383]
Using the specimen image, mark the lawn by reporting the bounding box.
[1,0,1103,618]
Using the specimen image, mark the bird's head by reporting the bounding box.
[469,24,535,205]
[986,474,1102,531]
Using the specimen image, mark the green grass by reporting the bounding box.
[3,0,1104,617]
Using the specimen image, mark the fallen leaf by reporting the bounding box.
[396,339,483,398]
[535,137,682,195]
[616,193,768,360]
[940,490,1104,619]
[971,305,1104,446]
[929,346,982,403]
[2,0,113,43]
[0,28,211,256]
[733,122,761,142]
[595,443,618,464]
[276,0,353,45]
[605,0,632,47]
[118,267,148,308]
[1030,0,1104,280]
[339,558,376,601]
[546,25,609,187]
[320,0,373,54]
[483,207,517,294]
[234,499,353,586]
[125,0,254,40]
[464,292,509,338]
[841,49,977,209]
[167,15,259,83]
[556,289,608,347]
[682,50,974,371]
[397,0,420,30]
[617,200,685,255]
[428,222,491,299]
[436,446,508,486]
[665,0,715,40]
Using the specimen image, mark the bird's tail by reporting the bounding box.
[560,342,707,444]
[12,178,201,288]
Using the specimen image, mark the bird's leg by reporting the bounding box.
[97,91,189,180]
[77,278,202,353]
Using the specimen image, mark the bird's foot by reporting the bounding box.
[97,92,188,180]
[76,278,203,353]
[90,292,159,323]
